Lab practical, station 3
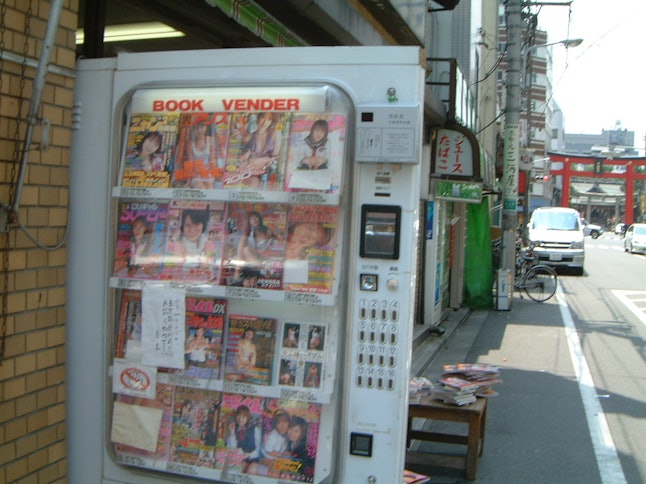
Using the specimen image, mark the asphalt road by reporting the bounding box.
[408,232,646,483]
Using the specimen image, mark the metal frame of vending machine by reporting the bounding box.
[67,46,424,484]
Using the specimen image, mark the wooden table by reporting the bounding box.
[406,397,488,480]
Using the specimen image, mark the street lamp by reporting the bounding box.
[521,38,583,235]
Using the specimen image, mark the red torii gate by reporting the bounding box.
[547,153,646,226]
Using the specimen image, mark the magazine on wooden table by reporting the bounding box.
[172,112,230,189]
[221,202,287,290]
[160,200,226,283]
[277,322,326,389]
[216,393,264,473]
[283,205,339,294]
[112,383,175,463]
[113,202,169,280]
[224,315,277,386]
[120,113,180,188]
[284,113,346,193]
[173,297,227,380]
[223,112,289,190]
[247,398,321,482]
[170,386,222,468]
[403,469,431,484]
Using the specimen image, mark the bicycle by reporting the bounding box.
[514,245,558,302]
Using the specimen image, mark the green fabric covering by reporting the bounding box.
[464,199,494,308]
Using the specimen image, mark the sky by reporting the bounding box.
[536,0,646,150]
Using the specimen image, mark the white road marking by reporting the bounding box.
[612,290,646,327]
[556,286,626,484]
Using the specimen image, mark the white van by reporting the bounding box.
[528,207,585,275]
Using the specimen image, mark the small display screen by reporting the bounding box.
[360,205,401,260]
[361,112,374,122]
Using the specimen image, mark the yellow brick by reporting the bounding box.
[0,400,16,423]
[7,250,27,271]
[25,329,47,352]
[0,442,16,465]
[4,376,26,400]
[25,370,47,393]
[47,403,65,425]
[14,270,38,291]
[37,387,57,408]
[5,456,28,482]
[0,357,15,381]
[49,208,69,227]
[5,415,27,441]
[36,348,56,370]
[48,440,66,463]
[46,326,65,346]
[2,335,25,358]
[46,366,65,386]
[16,433,37,457]
[26,290,47,311]
[6,291,26,313]
[15,353,37,375]
[16,393,37,417]
[47,286,66,306]
[39,186,63,206]
[27,206,50,226]
[36,426,58,448]
[27,447,49,473]
[14,312,37,332]
[36,308,57,329]
[27,409,48,433]
[49,166,69,186]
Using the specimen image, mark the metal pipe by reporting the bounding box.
[11,0,65,216]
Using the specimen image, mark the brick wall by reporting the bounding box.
[0,1,77,482]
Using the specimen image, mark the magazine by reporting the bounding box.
[221,202,287,290]
[283,205,339,294]
[249,398,321,482]
[114,289,142,360]
[113,383,175,463]
[284,113,346,194]
[113,201,168,280]
[223,112,288,190]
[403,469,431,484]
[216,393,265,473]
[173,297,227,380]
[224,314,277,386]
[172,112,231,189]
[120,113,180,188]
[160,200,226,283]
[277,322,326,389]
[170,386,222,468]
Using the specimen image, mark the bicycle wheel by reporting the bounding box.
[523,265,557,302]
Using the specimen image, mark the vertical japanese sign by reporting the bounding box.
[503,124,519,211]
[141,285,186,369]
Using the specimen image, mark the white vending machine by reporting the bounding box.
[67,46,425,484]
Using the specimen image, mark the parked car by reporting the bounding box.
[581,220,604,239]
[624,223,646,254]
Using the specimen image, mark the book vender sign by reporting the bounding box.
[431,123,483,204]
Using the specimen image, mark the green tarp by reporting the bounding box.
[464,199,493,308]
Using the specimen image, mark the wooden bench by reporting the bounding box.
[406,397,488,480]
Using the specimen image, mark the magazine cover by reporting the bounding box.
[120,113,180,188]
[224,314,277,386]
[284,113,346,193]
[113,202,168,280]
[172,112,231,189]
[170,386,222,468]
[246,398,321,482]
[223,112,288,190]
[114,289,142,360]
[277,322,326,389]
[215,393,264,474]
[160,200,226,283]
[221,202,287,290]
[113,383,175,463]
[283,205,339,294]
[172,297,227,380]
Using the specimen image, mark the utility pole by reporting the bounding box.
[501,0,524,271]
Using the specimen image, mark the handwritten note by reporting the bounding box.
[141,285,186,369]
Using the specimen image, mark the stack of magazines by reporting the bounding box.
[408,376,435,404]
[434,363,502,405]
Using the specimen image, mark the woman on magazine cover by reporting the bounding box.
[295,119,330,170]
[174,209,216,266]
[183,120,219,189]
[236,327,257,373]
[285,221,334,260]
[226,405,261,459]
[245,409,291,477]
[127,131,164,172]
[238,112,282,188]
